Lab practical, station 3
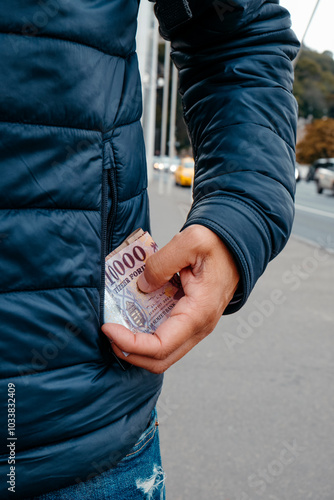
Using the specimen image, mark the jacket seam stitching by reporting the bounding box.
[0,118,140,135]
[0,393,157,457]
[1,359,105,382]
[0,31,135,60]
[0,286,98,295]
[0,207,99,212]
[102,120,142,140]
[244,26,298,42]
[195,121,295,152]
[0,118,102,133]
[118,188,146,204]
[196,170,294,202]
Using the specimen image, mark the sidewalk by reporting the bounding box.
[149,183,334,499]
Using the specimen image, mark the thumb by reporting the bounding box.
[137,231,194,293]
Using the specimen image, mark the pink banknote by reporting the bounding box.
[104,229,183,336]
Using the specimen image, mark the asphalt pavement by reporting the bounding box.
[148,174,334,500]
[294,181,334,252]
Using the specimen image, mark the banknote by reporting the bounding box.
[104,229,183,348]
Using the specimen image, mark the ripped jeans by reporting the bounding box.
[31,408,166,500]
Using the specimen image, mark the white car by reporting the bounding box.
[315,166,334,194]
[153,156,180,173]
[295,165,300,182]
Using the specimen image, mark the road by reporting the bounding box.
[148,174,334,500]
[294,181,334,252]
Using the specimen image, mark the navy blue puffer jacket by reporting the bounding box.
[0,0,298,498]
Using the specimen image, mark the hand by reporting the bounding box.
[102,225,240,373]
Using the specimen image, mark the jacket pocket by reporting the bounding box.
[100,140,117,323]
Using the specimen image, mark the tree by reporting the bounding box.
[296,118,334,164]
[294,48,334,119]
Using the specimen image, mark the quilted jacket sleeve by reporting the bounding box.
[152,0,300,313]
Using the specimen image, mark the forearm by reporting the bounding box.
[153,0,300,312]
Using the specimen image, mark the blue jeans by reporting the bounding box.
[30,409,165,500]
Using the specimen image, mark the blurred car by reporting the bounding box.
[314,165,334,194]
[153,156,180,173]
[295,165,300,182]
[174,157,195,186]
[306,158,334,182]
[168,157,180,173]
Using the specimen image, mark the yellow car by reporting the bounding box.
[174,157,195,186]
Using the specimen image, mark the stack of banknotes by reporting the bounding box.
[104,229,183,337]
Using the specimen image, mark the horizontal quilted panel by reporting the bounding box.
[0,34,141,131]
[0,210,101,292]
[0,288,101,378]
[0,362,163,492]
[0,122,102,209]
[0,0,138,57]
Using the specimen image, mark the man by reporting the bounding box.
[0,0,299,498]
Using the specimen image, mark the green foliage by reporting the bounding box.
[296,118,334,164]
[294,48,334,119]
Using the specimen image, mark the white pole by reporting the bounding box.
[293,0,321,68]
[160,40,171,157]
[145,15,159,183]
[168,63,178,159]
[136,2,159,183]
[136,0,151,113]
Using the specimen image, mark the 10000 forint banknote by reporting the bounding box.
[104,229,183,343]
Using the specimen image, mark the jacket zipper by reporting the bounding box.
[100,168,109,325]
[100,141,118,324]
[106,168,117,255]
[101,142,128,369]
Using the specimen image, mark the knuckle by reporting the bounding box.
[184,224,220,255]
[185,225,204,248]
[144,254,155,275]
[145,253,161,281]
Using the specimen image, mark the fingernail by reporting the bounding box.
[137,274,150,293]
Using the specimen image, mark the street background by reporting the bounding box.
[148,174,334,500]
[136,0,334,496]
